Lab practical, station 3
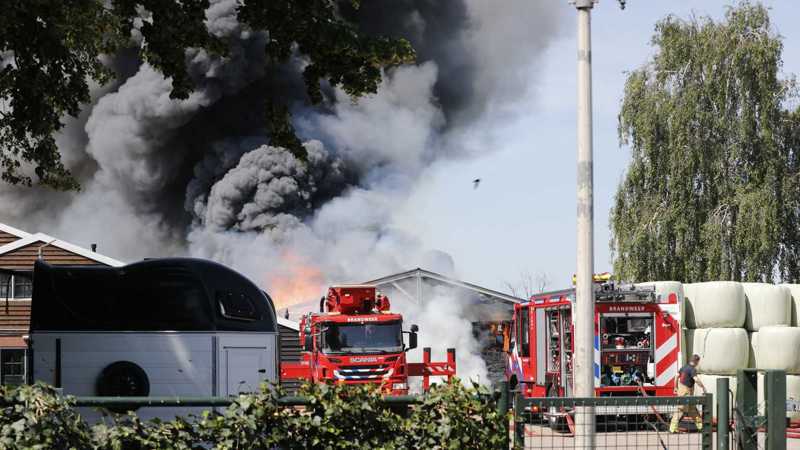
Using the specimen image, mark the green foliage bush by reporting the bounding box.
[0,380,507,450]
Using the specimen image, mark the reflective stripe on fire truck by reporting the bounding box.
[654,302,680,387]
[594,333,601,386]
[654,333,677,363]
[654,333,679,386]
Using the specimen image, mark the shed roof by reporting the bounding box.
[364,268,524,305]
[278,317,300,331]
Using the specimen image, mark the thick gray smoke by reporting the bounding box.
[0,0,563,385]
[193,141,350,233]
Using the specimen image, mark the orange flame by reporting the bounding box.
[267,252,325,309]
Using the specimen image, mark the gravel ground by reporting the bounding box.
[515,423,800,449]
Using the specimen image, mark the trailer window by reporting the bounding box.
[40,267,213,331]
[518,309,530,356]
[322,322,402,354]
[218,292,260,321]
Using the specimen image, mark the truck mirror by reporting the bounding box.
[410,324,419,333]
[408,331,418,351]
[304,335,313,351]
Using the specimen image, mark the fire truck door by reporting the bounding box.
[535,308,546,384]
[560,309,572,397]
[558,311,567,392]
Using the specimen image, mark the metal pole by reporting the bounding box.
[703,393,714,450]
[572,0,596,448]
[765,370,787,450]
[497,381,510,449]
[717,377,730,450]
[513,393,525,448]
[736,369,758,450]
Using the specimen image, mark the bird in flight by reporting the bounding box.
[473,178,481,189]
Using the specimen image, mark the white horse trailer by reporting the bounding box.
[28,258,279,420]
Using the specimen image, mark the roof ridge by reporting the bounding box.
[0,232,125,267]
[0,223,31,239]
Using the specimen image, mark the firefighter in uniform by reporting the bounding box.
[670,354,707,433]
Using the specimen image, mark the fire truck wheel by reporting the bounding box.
[548,407,566,432]
[546,386,568,433]
[96,361,150,413]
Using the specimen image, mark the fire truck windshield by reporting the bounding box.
[322,321,403,354]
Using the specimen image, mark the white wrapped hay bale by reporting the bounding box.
[780,284,800,326]
[697,374,736,418]
[742,283,791,331]
[683,282,746,329]
[688,328,749,375]
[754,326,800,374]
[748,331,758,368]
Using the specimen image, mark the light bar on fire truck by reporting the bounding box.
[594,282,656,303]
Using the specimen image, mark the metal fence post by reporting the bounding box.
[717,377,730,450]
[765,370,787,450]
[513,392,524,449]
[736,369,758,450]
[498,380,509,416]
[703,393,713,450]
[497,381,510,449]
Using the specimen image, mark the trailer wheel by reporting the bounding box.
[96,361,150,413]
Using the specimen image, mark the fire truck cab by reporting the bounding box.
[281,285,456,394]
[506,279,682,399]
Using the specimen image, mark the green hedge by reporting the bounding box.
[0,380,507,449]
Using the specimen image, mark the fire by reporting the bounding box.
[267,252,326,310]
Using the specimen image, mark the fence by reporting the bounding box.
[72,394,423,408]
[511,392,713,449]
[73,390,713,450]
[725,370,790,450]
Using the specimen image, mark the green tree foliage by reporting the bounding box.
[0,1,414,189]
[0,380,506,449]
[611,2,800,282]
[0,383,92,449]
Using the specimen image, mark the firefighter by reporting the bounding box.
[669,354,707,433]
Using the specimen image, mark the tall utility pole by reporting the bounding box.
[571,0,596,448]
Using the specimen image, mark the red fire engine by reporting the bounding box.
[505,277,682,401]
[281,285,456,395]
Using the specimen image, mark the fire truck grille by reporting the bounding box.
[334,365,393,380]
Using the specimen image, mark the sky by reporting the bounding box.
[393,1,800,294]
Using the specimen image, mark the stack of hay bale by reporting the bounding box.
[755,284,800,420]
[682,282,748,415]
[683,281,800,419]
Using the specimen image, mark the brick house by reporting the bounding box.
[0,223,123,385]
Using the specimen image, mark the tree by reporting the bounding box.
[504,270,550,299]
[0,1,413,189]
[610,2,800,283]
